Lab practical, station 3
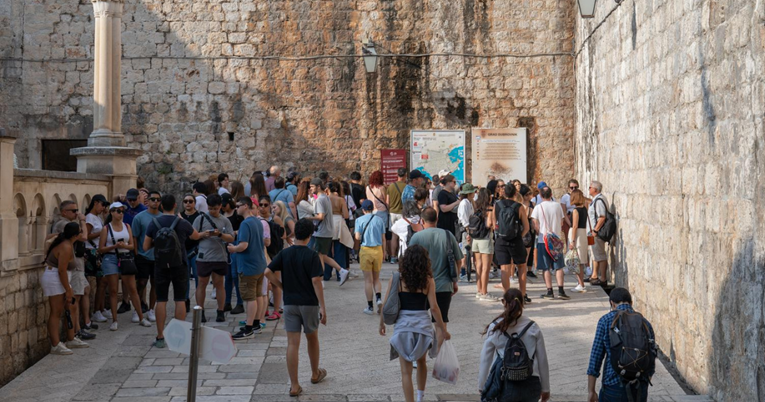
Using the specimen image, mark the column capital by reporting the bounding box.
[92,0,123,18]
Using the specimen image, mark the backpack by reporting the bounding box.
[608,310,656,384]
[266,219,285,258]
[468,209,490,239]
[152,217,184,268]
[501,321,536,382]
[594,197,617,242]
[403,217,424,247]
[496,200,522,241]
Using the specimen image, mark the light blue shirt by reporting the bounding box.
[354,213,386,247]
[131,209,162,260]
[268,188,294,216]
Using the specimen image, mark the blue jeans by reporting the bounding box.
[225,260,242,306]
[186,254,198,300]
[599,381,649,402]
[323,240,347,280]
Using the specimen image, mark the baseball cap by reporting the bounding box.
[361,200,374,211]
[438,169,451,177]
[287,171,299,181]
[126,188,140,200]
[409,170,424,180]
[108,202,125,210]
[92,194,108,205]
[537,181,548,190]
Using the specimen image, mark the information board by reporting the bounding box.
[380,149,407,185]
[410,130,465,184]
[471,128,527,186]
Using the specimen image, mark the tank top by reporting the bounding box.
[85,213,103,249]
[105,223,131,254]
[46,247,77,271]
[399,292,429,311]
[576,207,587,229]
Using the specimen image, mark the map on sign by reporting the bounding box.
[410,130,465,184]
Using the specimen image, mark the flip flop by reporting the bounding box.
[311,368,327,384]
[590,279,605,286]
[289,386,302,397]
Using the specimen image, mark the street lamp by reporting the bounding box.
[578,0,596,18]
[362,38,378,73]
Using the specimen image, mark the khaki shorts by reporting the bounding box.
[239,273,264,301]
[68,270,87,296]
[590,237,608,262]
[472,237,494,254]
[359,246,383,272]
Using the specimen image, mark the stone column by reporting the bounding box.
[0,131,20,272]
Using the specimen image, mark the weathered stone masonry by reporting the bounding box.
[1,0,576,194]
[575,0,765,399]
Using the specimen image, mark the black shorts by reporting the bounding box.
[154,263,188,302]
[135,254,154,279]
[495,237,527,266]
[431,292,452,323]
[196,261,227,277]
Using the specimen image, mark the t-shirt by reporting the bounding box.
[236,216,267,276]
[218,187,230,195]
[286,183,298,197]
[226,211,244,231]
[269,188,295,216]
[267,245,323,306]
[408,228,463,293]
[193,213,234,262]
[530,200,564,243]
[457,198,474,229]
[588,194,608,228]
[265,176,276,192]
[131,209,162,260]
[350,183,365,209]
[354,213,386,247]
[560,193,574,214]
[85,213,103,249]
[313,194,334,239]
[437,189,459,238]
[195,195,208,213]
[259,217,271,239]
[401,184,416,204]
[532,194,555,207]
[432,185,443,204]
[386,181,406,214]
[145,214,195,260]
[52,218,85,271]
[297,200,314,220]
[124,203,146,226]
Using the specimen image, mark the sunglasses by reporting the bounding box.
[111,209,125,214]
[260,203,270,207]
[183,199,195,204]
[64,209,79,213]
[148,197,161,202]
[570,186,579,190]
[498,185,506,188]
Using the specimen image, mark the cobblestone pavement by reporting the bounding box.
[0,262,707,402]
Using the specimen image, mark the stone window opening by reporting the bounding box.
[14,194,29,256]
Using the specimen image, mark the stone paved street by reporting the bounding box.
[0,263,704,402]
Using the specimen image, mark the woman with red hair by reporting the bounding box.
[365,171,390,260]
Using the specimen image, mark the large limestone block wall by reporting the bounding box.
[1,0,576,193]
[574,0,765,399]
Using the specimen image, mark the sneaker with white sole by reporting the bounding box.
[363,306,374,315]
[131,310,140,323]
[66,337,89,349]
[479,293,499,301]
[102,309,113,319]
[571,284,587,293]
[139,318,152,327]
[92,311,107,323]
[376,297,383,314]
[147,309,156,322]
[110,322,118,331]
[50,342,73,355]
[212,288,217,299]
[339,268,350,286]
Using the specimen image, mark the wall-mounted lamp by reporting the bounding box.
[577,0,597,18]
[362,38,378,73]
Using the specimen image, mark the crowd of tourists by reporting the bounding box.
[39,166,655,402]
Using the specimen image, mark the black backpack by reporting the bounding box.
[496,200,523,241]
[468,209,490,239]
[608,310,656,385]
[266,219,284,259]
[152,217,184,268]
[595,198,617,242]
[501,321,536,382]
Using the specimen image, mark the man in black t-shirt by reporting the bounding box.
[265,218,328,396]
[349,171,365,210]
[436,174,461,239]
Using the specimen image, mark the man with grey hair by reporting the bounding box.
[587,181,608,286]
[265,165,281,192]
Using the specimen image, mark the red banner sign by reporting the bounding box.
[381,149,407,185]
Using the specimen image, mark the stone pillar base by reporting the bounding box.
[88,130,126,147]
[71,146,143,196]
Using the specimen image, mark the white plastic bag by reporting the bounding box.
[565,249,580,274]
[432,340,460,384]
[585,265,593,277]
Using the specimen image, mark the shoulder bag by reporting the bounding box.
[108,223,138,275]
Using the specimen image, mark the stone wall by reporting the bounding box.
[1,0,576,193]
[574,0,765,399]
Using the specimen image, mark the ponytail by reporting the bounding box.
[46,222,80,260]
[482,288,525,335]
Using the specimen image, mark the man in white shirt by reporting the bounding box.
[457,183,476,280]
[193,182,209,213]
[559,179,579,246]
[217,173,230,195]
[530,186,569,300]
[587,181,609,286]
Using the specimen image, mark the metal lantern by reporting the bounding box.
[578,0,597,18]
[362,39,378,73]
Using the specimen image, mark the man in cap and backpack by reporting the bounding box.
[587,287,656,402]
[143,194,202,348]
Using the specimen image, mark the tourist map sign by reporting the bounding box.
[410,130,465,183]
[381,149,407,185]
[471,128,527,186]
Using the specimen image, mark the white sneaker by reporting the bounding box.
[131,310,140,323]
[571,284,587,293]
[110,322,118,331]
[363,306,374,315]
[102,309,113,319]
[66,337,89,349]
[212,288,217,299]
[339,268,350,286]
[475,292,482,299]
[139,318,152,327]
[489,271,499,279]
[92,311,107,323]
[50,342,73,355]
[147,309,156,322]
[376,297,383,314]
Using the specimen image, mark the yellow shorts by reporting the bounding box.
[359,246,383,272]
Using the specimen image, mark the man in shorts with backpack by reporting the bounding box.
[143,194,202,348]
[492,184,531,302]
[587,287,656,402]
[530,186,569,300]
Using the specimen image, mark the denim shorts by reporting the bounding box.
[536,242,564,271]
[101,254,120,276]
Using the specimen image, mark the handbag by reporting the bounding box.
[539,204,564,260]
[382,271,401,325]
[108,224,138,275]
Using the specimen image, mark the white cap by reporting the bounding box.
[108,202,125,210]
[438,169,451,177]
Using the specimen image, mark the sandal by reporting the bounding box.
[266,312,281,321]
[590,279,605,286]
[289,386,302,397]
[311,368,327,384]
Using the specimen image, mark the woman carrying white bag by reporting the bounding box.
[380,245,451,402]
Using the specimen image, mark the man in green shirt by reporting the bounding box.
[407,207,463,329]
[386,168,407,264]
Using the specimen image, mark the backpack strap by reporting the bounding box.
[360,215,377,245]
[368,186,389,210]
[107,223,117,253]
[170,216,181,230]
[151,217,162,232]
[517,320,535,338]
